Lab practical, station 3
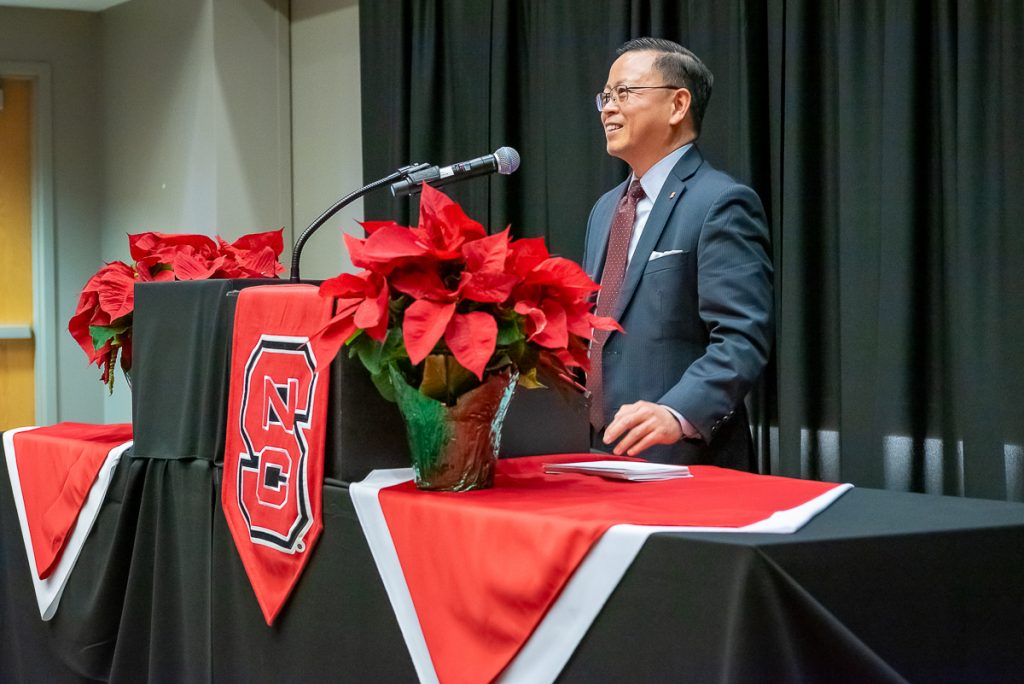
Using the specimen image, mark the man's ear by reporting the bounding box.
[669,88,692,126]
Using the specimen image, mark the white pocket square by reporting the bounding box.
[649,249,684,261]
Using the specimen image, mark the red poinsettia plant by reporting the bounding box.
[70,229,285,392]
[312,184,621,405]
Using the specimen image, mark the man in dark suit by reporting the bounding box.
[584,38,773,470]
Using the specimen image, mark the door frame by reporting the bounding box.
[1,62,57,424]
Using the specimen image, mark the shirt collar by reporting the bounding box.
[631,143,692,201]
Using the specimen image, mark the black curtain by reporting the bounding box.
[360,0,1024,501]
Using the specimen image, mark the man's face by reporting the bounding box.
[601,50,681,175]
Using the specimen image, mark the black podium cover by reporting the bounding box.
[131,280,590,480]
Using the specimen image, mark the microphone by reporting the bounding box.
[389,147,520,197]
[289,162,432,281]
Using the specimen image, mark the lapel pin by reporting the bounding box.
[669,191,677,199]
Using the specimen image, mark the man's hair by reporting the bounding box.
[616,37,713,135]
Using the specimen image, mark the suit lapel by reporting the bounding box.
[586,179,628,281]
[613,147,704,321]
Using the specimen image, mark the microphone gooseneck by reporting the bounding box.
[289,162,431,282]
[290,147,520,281]
[389,147,521,198]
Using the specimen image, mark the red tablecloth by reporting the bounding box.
[3,423,133,620]
[352,454,851,684]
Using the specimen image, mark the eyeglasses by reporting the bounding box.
[595,84,683,112]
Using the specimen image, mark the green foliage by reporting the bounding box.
[420,354,477,404]
[89,322,129,351]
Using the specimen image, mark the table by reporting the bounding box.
[3,281,1022,682]
[2,443,1023,683]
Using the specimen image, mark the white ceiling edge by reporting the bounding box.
[0,0,132,11]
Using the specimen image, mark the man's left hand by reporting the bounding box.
[603,401,684,456]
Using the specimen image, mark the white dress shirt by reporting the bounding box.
[627,143,692,264]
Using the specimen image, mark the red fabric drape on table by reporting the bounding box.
[11,423,133,579]
[379,455,843,684]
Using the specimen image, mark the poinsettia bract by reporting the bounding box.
[70,228,285,392]
[311,184,621,405]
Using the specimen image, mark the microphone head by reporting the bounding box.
[494,146,521,175]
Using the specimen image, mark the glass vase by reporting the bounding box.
[392,366,518,491]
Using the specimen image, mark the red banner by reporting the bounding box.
[222,284,332,625]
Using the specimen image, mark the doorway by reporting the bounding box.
[0,63,56,430]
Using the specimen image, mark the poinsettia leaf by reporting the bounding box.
[230,245,283,278]
[538,350,587,391]
[402,299,456,365]
[487,353,514,371]
[225,228,285,257]
[171,251,223,280]
[129,232,219,263]
[421,354,481,403]
[309,310,359,372]
[69,307,98,359]
[128,232,162,261]
[359,220,403,236]
[362,225,431,264]
[370,368,398,403]
[588,313,624,333]
[89,325,122,352]
[379,326,409,364]
[119,333,133,372]
[365,314,390,342]
[529,299,568,349]
[343,233,370,268]
[438,203,487,243]
[515,301,548,340]
[418,184,486,253]
[444,356,477,399]
[351,333,385,375]
[496,316,525,346]
[462,228,510,273]
[553,343,591,371]
[70,262,136,364]
[96,274,136,322]
[510,341,538,373]
[527,257,601,293]
[419,354,450,402]
[353,279,389,331]
[507,237,551,277]
[320,271,372,298]
[460,271,519,303]
[390,264,455,301]
[444,311,497,380]
[517,367,547,390]
[566,303,593,338]
[71,286,99,315]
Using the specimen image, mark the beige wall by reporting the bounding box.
[290,0,363,280]
[0,0,360,424]
[0,7,104,423]
[99,0,292,422]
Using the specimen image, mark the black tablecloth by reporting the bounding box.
[2,445,1023,683]
[5,281,1022,682]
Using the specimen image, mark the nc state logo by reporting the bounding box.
[235,336,319,553]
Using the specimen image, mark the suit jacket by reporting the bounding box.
[583,145,773,469]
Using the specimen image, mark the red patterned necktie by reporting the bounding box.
[588,179,645,429]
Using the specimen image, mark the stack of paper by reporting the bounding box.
[543,460,692,482]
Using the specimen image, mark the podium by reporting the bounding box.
[130,280,591,479]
